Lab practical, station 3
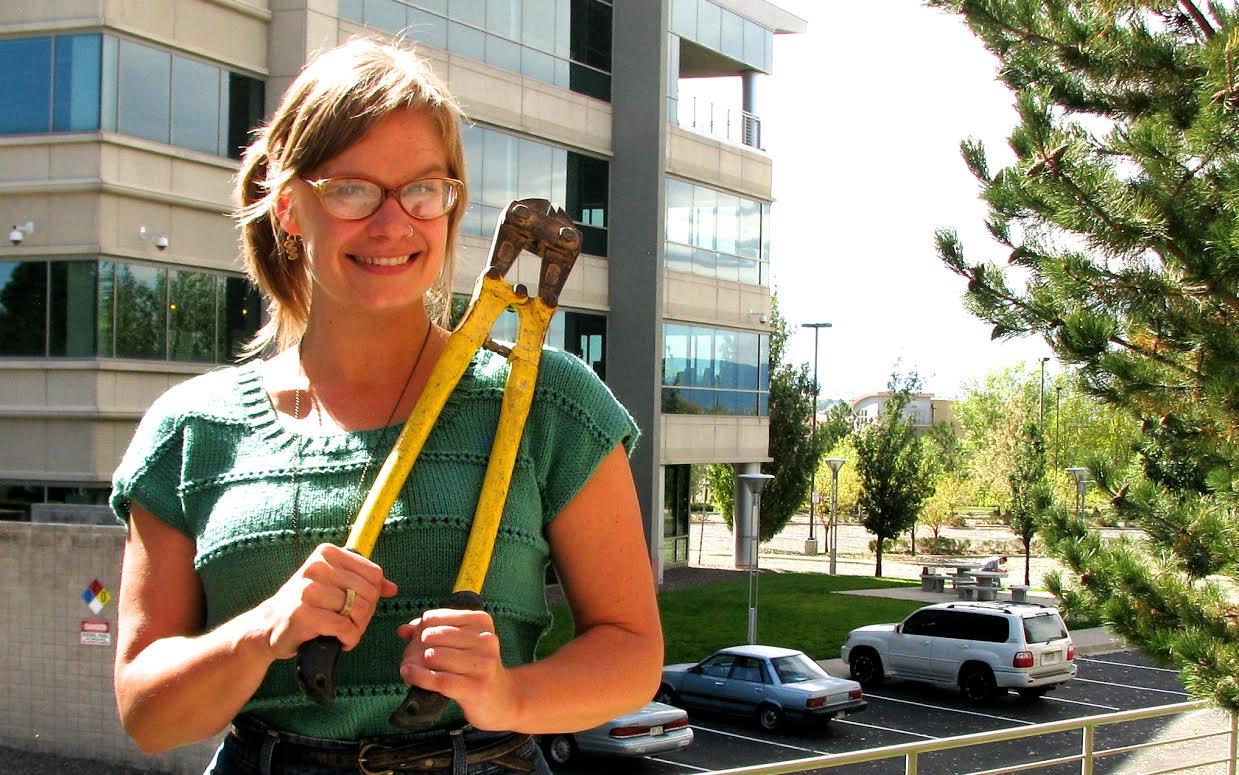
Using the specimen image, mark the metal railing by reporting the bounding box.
[679,95,763,150]
[707,700,1235,775]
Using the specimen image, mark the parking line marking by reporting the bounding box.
[865,694,1034,725]
[1040,695,1120,710]
[1073,677,1189,696]
[1078,657,1180,673]
[690,725,827,754]
[836,718,939,739]
[647,756,710,771]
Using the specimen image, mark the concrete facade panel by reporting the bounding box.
[0,371,49,406]
[168,207,241,270]
[0,0,100,24]
[0,419,47,475]
[50,143,102,181]
[0,145,52,181]
[174,0,269,72]
[104,0,175,39]
[46,371,97,407]
[108,195,174,255]
[45,418,96,476]
[168,158,235,208]
[46,193,101,247]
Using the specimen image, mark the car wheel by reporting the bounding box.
[654,683,680,706]
[541,733,577,766]
[960,665,998,704]
[756,704,783,732]
[1017,687,1048,701]
[849,648,885,689]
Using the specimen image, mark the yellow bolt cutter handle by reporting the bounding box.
[293,200,582,721]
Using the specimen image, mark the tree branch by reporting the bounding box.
[1180,1,1216,40]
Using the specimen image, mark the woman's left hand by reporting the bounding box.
[396,608,519,730]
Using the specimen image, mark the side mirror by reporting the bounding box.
[894,623,902,634]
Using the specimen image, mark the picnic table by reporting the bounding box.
[919,560,980,593]
[967,570,1006,601]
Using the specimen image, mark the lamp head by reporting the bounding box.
[824,457,847,474]
[737,473,775,495]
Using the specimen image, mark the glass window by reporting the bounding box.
[665,242,693,274]
[522,0,557,53]
[697,0,721,50]
[412,0,447,13]
[518,138,553,202]
[49,261,98,357]
[521,46,556,83]
[692,185,715,250]
[738,198,760,259]
[407,8,448,50]
[448,21,486,60]
[700,653,735,678]
[729,656,764,684]
[0,37,52,134]
[219,275,260,362]
[563,310,605,378]
[449,0,486,28]
[692,248,715,277]
[0,261,48,356]
[666,178,693,245]
[118,40,171,144]
[736,256,758,286]
[1024,614,1068,644]
[485,34,521,72]
[714,329,739,389]
[555,0,571,58]
[566,152,607,227]
[168,270,216,362]
[96,261,114,356]
[721,9,744,61]
[227,73,265,161]
[758,334,769,388]
[671,0,697,38]
[902,610,940,637]
[662,323,690,386]
[486,0,521,39]
[715,193,738,255]
[569,0,611,72]
[172,56,220,154]
[551,147,567,210]
[760,202,772,260]
[744,20,766,69]
[481,129,517,207]
[53,34,102,132]
[691,327,714,388]
[339,0,363,22]
[366,0,407,33]
[114,263,166,359]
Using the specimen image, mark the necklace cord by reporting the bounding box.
[291,322,437,556]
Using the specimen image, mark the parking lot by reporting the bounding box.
[551,649,1216,774]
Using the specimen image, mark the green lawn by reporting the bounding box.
[537,571,925,665]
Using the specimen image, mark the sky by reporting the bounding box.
[684,0,1057,400]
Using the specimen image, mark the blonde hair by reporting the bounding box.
[234,37,468,355]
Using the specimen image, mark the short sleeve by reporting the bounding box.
[110,388,190,536]
[527,349,640,525]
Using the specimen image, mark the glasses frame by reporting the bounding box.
[300,176,464,221]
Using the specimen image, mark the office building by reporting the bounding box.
[0,0,806,573]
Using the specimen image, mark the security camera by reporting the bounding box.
[760,314,769,325]
[155,235,169,251]
[8,226,22,246]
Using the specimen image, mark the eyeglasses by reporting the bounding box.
[301,176,463,221]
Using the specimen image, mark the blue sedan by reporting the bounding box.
[657,644,866,731]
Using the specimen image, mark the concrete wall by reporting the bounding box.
[0,522,220,773]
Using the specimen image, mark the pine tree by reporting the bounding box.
[854,373,936,576]
[930,0,1239,707]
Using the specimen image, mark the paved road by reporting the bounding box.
[550,649,1223,774]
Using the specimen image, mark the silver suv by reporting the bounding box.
[840,601,1076,703]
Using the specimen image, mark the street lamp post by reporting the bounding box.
[1039,357,1050,426]
[738,473,774,645]
[1054,386,1062,472]
[1066,467,1089,519]
[801,322,832,556]
[823,458,847,574]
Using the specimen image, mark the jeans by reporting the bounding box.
[203,719,552,775]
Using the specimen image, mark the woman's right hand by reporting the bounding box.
[257,543,398,659]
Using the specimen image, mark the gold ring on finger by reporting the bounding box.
[338,587,357,618]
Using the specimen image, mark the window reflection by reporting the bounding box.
[661,323,768,416]
[0,38,52,134]
[665,177,771,287]
[0,259,258,363]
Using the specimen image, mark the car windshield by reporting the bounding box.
[771,653,827,684]
[1024,613,1069,643]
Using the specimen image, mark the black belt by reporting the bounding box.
[229,715,535,774]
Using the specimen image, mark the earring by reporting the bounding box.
[282,234,300,261]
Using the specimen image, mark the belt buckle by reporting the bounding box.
[358,742,396,775]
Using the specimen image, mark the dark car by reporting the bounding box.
[657,644,866,731]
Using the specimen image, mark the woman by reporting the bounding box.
[110,38,662,774]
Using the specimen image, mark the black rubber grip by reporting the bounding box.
[295,635,343,707]
[389,590,484,729]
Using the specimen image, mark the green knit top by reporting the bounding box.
[110,347,639,739]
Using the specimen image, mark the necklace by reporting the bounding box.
[289,323,436,557]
